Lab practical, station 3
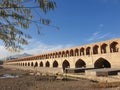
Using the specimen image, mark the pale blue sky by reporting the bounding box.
[1,0,120,59]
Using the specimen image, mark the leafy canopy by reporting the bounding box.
[0,0,56,51]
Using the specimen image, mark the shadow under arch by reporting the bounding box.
[94,58,111,68]
[62,60,70,70]
[25,63,27,66]
[53,60,58,68]
[35,62,38,67]
[31,62,34,67]
[75,59,86,68]
[40,61,43,67]
[45,61,50,67]
[28,62,30,66]
[110,41,119,53]
[23,63,24,66]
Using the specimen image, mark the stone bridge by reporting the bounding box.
[4,38,120,74]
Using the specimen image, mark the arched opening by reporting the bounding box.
[55,52,58,58]
[80,47,84,56]
[53,60,58,68]
[47,54,49,59]
[75,59,86,68]
[62,60,70,70]
[40,62,43,67]
[34,62,38,67]
[70,49,74,56]
[101,43,107,54]
[53,53,55,58]
[50,54,52,59]
[66,50,69,57]
[42,55,44,59]
[28,62,30,66]
[75,48,79,56]
[62,51,65,57]
[23,63,24,66]
[94,58,111,68]
[44,55,46,59]
[25,63,27,66]
[45,54,48,59]
[45,61,50,67]
[31,62,34,67]
[86,47,91,55]
[93,45,99,54]
[58,52,61,58]
[48,54,50,59]
[110,41,119,53]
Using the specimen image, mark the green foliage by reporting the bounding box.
[0,0,56,51]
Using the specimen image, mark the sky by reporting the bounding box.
[1,0,120,59]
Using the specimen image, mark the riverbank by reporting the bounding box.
[0,66,120,90]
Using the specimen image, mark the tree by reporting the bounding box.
[0,0,56,51]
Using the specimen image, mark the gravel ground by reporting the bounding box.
[0,66,119,90]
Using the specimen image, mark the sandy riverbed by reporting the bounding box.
[0,66,119,90]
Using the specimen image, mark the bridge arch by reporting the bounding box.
[110,41,119,53]
[55,52,58,58]
[75,59,86,68]
[28,62,30,66]
[45,54,48,59]
[66,50,69,57]
[31,62,34,67]
[58,52,61,58]
[23,63,24,66]
[47,54,49,59]
[45,61,50,67]
[101,43,107,54]
[70,49,74,56]
[86,47,91,55]
[39,61,43,67]
[62,60,70,70]
[62,51,65,57]
[21,63,23,66]
[93,45,99,54]
[35,62,38,67]
[94,58,111,68]
[53,53,55,58]
[75,48,79,56]
[53,60,58,68]
[25,63,27,66]
[80,47,85,56]
[49,53,52,59]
